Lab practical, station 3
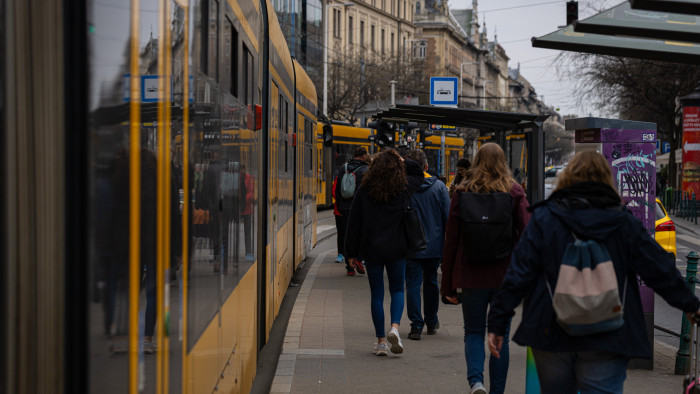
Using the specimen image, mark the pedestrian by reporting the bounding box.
[486,150,700,394]
[449,158,471,196]
[240,164,255,262]
[334,146,370,275]
[403,149,450,340]
[345,149,424,356]
[441,143,530,394]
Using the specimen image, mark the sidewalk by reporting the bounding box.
[269,210,690,393]
[670,212,700,236]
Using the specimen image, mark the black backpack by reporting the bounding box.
[458,191,513,263]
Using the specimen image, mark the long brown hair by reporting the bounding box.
[462,143,514,193]
[554,150,617,192]
[361,149,407,202]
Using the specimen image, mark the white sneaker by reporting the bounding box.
[372,342,388,356]
[470,382,487,394]
[387,328,403,354]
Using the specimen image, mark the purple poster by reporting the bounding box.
[601,128,657,314]
[601,129,657,233]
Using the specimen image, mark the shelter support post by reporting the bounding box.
[530,121,545,203]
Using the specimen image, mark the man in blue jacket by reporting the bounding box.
[404,149,450,340]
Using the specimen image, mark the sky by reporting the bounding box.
[447,0,619,118]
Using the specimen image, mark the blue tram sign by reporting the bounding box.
[430,77,458,106]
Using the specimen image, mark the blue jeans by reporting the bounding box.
[462,288,511,394]
[405,258,440,330]
[366,258,406,338]
[532,349,629,394]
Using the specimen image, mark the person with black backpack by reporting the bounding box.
[441,143,531,394]
[333,146,370,276]
[486,150,700,394]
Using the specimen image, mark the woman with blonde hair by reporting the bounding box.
[441,142,531,394]
[345,149,424,356]
[487,150,700,393]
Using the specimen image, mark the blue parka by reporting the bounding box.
[488,182,700,359]
[407,175,450,260]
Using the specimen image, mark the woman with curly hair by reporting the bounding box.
[345,149,424,357]
[441,143,530,394]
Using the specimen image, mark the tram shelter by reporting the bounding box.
[370,104,550,203]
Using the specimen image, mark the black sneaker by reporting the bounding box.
[408,327,422,340]
[427,322,440,335]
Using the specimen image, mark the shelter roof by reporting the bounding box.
[372,104,549,133]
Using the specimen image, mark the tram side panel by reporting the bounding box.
[265,2,296,339]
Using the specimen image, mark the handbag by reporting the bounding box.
[403,191,427,253]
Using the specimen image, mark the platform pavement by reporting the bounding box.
[259,209,692,393]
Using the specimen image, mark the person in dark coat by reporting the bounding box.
[487,150,700,394]
[441,143,530,394]
[403,149,450,340]
[334,146,370,275]
[345,149,424,356]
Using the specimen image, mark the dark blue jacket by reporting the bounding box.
[488,182,700,359]
[407,175,450,260]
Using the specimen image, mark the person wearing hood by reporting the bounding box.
[441,143,530,394]
[486,150,700,394]
[345,149,425,357]
[403,149,450,341]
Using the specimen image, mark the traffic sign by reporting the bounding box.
[430,77,458,106]
[429,124,457,131]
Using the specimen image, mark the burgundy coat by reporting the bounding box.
[441,182,530,294]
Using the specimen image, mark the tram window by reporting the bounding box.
[284,101,289,133]
[201,0,219,79]
[226,18,238,97]
[278,94,283,131]
[244,46,253,104]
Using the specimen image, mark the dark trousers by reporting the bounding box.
[335,214,346,255]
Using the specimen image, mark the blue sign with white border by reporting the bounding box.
[430,77,458,106]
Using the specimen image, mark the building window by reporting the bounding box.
[333,9,340,38]
[381,28,385,54]
[391,0,395,15]
[391,32,394,55]
[348,16,353,44]
[415,1,420,14]
[360,20,365,47]
[371,25,375,51]
[403,1,407,19]
[414,42,426,59]
[381,0,385,11]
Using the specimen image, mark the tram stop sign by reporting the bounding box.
[430,77,458,107]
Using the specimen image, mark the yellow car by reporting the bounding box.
[654,198,677,257]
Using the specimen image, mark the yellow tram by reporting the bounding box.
[3,0,317,392]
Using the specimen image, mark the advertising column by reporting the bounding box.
[602,127,657,370]
[682,106,700,195]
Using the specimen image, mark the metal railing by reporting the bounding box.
[663,188,698,225]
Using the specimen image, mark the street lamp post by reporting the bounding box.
[323,1,354,117]
[459,61,479,108]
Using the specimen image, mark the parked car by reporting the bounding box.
[655,198,677,257]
